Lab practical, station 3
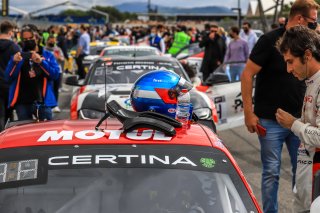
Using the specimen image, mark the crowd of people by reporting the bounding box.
[1,0,320,212]
[0,18,259,131]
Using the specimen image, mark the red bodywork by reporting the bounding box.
[0,119,261,212]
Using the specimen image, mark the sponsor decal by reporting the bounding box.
[124,98,131,108]
[297,159,312,164]
[48,154,197,167]
[298,149,310,156]
[168,108,176,113]
[304,95,313,103]
[233,92,244,112]
[200,158,215,168]
[305,129,320,136]
[37,130,173,142]
[116,65,170,71]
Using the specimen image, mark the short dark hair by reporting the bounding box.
[242,21,251,28]
[289,0,319,19]
[80,24,87,31]
[21,25,35,37]
[276,25,320,62]
[48,35,55,40]
[179,25,187,32]
[210,24,218,29]
[230,26,240,35]
[0,20,15,34]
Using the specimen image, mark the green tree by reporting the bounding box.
[59,6,137,23]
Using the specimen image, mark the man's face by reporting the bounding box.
[22,31,34,41]
[283,50,307,80]
[242,24,249,32]
[47,38,56,46]
[210,27,218,34]
[151,28,157,34]
[298,8,318,30]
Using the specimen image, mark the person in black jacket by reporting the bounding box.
[57,27,69,63]
[0,21,20,131]
[199,24,226,83]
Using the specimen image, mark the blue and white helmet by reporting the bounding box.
[130,70,193,118]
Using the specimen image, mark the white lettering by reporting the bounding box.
[72,155,92,164]
[39,129,173,142]
[126,130,152,140]
[38,130,73,142]
[75,130,105,140]
[172,157,197,166]
[95,155,117,164]
[141,155,146,164]
[48,155,198,167]
[153,131,172,141]
[48,156,69,165]
[118,155,139,164]
[104,130,123,139]
[149,155,170,164]
[117,65,124,70]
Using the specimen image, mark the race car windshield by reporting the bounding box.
[0,168,250,213]
[0,145,258,213]
[88,61,185,85]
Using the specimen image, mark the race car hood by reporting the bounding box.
[79,85,211,112]
[0,119,223,149]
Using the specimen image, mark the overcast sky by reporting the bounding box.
[9,0,250,14]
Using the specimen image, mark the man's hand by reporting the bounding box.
[244,111,259,133]
[209,32,215,40]
[275,108,297,129]
[13,52,22,62]
[31,51,42,64]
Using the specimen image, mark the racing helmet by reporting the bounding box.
[130,70,193,118]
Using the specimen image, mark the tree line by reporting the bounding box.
[59,6,137,22]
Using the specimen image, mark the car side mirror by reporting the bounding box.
[65,75,82,86]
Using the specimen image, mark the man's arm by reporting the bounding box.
[199,35,209,48]
[76,35,84,58]
[290,90,320,146]
[5,53,23,82]
[38,51,60,81]
[241,59,261,133]
[76,46,83,58]
[159,38,166,54]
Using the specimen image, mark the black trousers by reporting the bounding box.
[200,61,219,83]
[0,88,11,131]
[75,54,86,80]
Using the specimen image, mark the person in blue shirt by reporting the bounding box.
[149,26,165,54]
[75,24,90,79]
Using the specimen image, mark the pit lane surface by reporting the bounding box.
[55,77,294,212]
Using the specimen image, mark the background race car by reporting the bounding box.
[66,56,217,132]
[0,117,262,213]
[196,62,251,131]
[69,38,123,74]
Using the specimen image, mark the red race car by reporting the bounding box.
[0,117,261,213]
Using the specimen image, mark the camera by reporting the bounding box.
[21,51,32,59]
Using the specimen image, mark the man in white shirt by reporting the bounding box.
[276,25,320,213]
[239,21,257,53]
